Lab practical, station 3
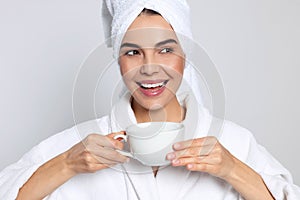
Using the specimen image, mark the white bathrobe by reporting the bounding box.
[0,92,299,200]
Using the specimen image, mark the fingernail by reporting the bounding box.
[166,153,175,160]
[173,143,181,150]
[172,159,180,165]
[126,158,130,163]
[187,164,193,169]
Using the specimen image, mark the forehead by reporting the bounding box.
[128,14,173,30]
[121,15,179,47]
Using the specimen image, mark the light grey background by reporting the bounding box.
[0,0,299,185]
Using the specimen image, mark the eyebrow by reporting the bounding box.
[155,39,177,48]
[120,43,141,49]
[120,39,178,49]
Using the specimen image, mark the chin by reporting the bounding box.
[144,103,165,111]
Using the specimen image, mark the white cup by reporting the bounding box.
[114,122,185,166]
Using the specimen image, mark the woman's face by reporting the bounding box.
[119,14,185,110]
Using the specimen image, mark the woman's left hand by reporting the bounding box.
[166,136,237,180]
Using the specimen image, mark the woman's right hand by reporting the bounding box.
[64,132,129,175]
[17,132,128,200]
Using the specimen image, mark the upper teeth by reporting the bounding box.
[140,81,165,89]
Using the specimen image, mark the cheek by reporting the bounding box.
[119,58,138,90]
[176,59,185,74]
[119,57,141,76]
[119,58,129,75]
[164,56,184,75]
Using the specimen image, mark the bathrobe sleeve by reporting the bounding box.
[0,117,110,200]
[246,135,300,199]
[0,126,81,200]
[0,144,45,200]
[220,121,300,200]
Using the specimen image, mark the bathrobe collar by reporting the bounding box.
[108,92,212,199]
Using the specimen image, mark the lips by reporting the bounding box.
[136,80,169,97]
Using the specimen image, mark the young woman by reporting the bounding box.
[1,0,299,199]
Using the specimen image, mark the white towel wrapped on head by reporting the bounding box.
[101,0,203,104]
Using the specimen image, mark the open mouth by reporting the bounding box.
[136,80,169,97]
[137,80,168,89]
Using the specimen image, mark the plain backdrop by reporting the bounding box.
[0,0,299,185]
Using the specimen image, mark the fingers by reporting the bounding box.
[173,136,218,151]
[105,131,126,149]
[78,144,129,171]
[107,131,126,139]
[77,152,120,173]
[166,137,218,168]
[167,136,218,160]
[81,151,119,165]
[167,137,237,179]
[171,153,222,166]
[168,151,217,173]
[96,146,129,163]
[68,132,129,174]
[84,140,128,163]
[83,133,128,163]
[185,163,215,172]
[168,146,214,159]
[93,156,119,165]
[83,132,125,150]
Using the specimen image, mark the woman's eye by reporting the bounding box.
[125,50,139,56]
[160,48,174,54]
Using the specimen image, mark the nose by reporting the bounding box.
[140,64,160,76]
[140,52,160,76]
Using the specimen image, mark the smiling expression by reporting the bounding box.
[118,14,185,110]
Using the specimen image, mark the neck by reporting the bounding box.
[132,96,185,123]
